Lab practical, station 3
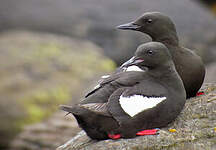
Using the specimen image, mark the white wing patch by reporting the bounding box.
[119,95,166,117]
[101,75,110,79]
[124,65,144,72]
[93,84,101,90]
[90,75,109,92]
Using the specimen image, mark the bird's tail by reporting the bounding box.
[59,105,83,116]
[59,104,113,140]
[59,105,73,113]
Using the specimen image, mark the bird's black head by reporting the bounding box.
[121,42,172,70]
[117,12,178,44]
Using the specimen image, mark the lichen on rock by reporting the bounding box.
[0,30,116,149]
[57,83,216,150]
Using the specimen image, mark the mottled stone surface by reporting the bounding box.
[57,83,216,150]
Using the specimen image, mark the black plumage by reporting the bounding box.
[60,42,186,140]
[117,12,205,98]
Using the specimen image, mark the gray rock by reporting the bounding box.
[0,30,115,149]
[0,0,216,65]
[57,83,216,150]
[205,63,216,83]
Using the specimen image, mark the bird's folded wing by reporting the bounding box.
[118,95,166,117]
[85,71,147,98]
[107,83,166,124]
[85,73,121,98]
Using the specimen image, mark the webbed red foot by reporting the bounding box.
[136,128,159,136]
[196,91,204,96]
[108,134,121,140]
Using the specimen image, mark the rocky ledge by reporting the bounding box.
[57,83,216,150]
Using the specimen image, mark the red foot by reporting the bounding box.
[136,128,159,136]
[108,134,121,140]
[196,92,204,96]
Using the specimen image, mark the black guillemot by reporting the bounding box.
[117,12,205,98]
[60,42,186,140]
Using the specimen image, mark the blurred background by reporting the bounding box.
[0,0,215,149]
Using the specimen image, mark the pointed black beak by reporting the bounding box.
[117,22,141,30]
[120,57,144,68]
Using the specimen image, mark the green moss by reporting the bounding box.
[25,104,46,123]
[33,43,63,59]
[19,86,71,125]
[100,59,116,72]
[0,31,118,148]
[10,40,116,130]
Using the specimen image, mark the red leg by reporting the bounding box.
[108,134,121,140]
[108,128,159,139]
[136,128,159,136]
[196,91,204,96]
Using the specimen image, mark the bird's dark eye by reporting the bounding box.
[147,50,153,55]
[146,18,153,24]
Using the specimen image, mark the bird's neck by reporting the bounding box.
[148,62,178,81]
[151,66,183,91]
[152,32,179,47]
[148,62,185,97]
